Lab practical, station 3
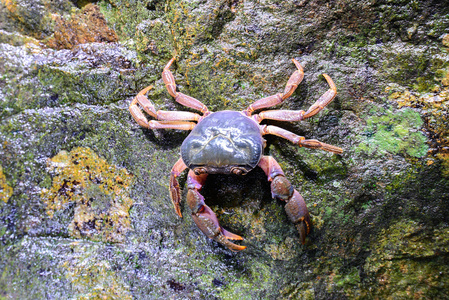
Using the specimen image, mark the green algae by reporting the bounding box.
[356,108,428,158]
[363,220,449,299]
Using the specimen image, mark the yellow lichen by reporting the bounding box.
[0,165,13,203]
[442,34,449,48]
[263,237,297,260]
[41,147,134,242]
[46,4,118,50]
[1,0,20,20]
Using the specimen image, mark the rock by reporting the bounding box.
[443,34,449,48]
[1,0,449,298]
[46,4,119,50]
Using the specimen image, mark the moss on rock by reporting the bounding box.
[355,107,428,158]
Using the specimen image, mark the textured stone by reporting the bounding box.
[1,0,449,298]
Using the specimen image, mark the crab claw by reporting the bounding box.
[188,189,246,251]
[284,190,311,244]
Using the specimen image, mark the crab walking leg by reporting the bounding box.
[146,120,196,130]
[170,158,188,217]
[129,85,155,128]
[162,57,209,114]
[245,59,304,115]
[130,85,202,123]
[258,156,311,244]
[261,125,343,154]
[187,170,246,251]
[130,90,198,129]
[256,74,337,122]
[137,91,202,121]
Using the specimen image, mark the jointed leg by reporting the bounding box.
[146,120,195,130]
[255,74,337,122]
[162,57,209,114]
[129,85,201,129]
[187,170,246,251]
[129,85,155,127]
[245,59,304,115]
[170,158,188,217]
[261,125,343,154]
[258,156,311,244]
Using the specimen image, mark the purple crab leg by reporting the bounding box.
[187,170,246,251]
[258,156,311,244]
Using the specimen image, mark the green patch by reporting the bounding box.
[355,108,428,158]
[364,220,449,299]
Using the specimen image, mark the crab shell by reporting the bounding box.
[180,111,264,175]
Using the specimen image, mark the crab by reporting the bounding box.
[129,57,342,251]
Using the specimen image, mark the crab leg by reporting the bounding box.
[261,125,343,154]
[258,156,311,244]
[130,85,202,129]
[162,57,209,114]
[245,59,304,115]
[187,170,246,251]
[170,158,188,217]
[255,74,337,122]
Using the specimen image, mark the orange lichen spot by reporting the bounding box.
[46,4,118,50]
[41,147,134,242]
[0,165,13,203]
[1,0,20,19]
[442,34,449,48]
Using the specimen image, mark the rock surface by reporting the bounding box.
[1,0,448,299]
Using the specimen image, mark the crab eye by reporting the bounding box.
[231,167,246,176]
[194,167,207,175]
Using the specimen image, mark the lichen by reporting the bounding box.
[41,147,134,243]
[387,65,449,174]
[363,220,449,299]
[0,165,13,203]
[355,107,428,158]
[62,243,132,300]
[0,0,74,40]
[46,4,118,50]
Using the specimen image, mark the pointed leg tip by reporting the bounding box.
[174,207,182,218]
[228,244,247,252]
[296,222,308,245]
[221,228,244,240]
[291,59,303,71]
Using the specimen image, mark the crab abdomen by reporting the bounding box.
[181,111,264,174]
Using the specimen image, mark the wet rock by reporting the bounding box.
[1,0,449,299]
[0,0,73,39]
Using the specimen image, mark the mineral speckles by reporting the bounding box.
[62,243,133,300]
[0,165,13,203]
[41,147,134,242]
